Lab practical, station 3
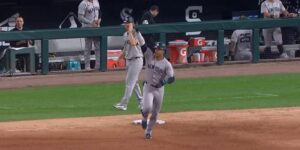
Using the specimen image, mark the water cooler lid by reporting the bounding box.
[168,40,188,46]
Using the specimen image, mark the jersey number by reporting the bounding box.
[239,33,251,43]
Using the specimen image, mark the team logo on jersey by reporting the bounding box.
[148,64,164,75]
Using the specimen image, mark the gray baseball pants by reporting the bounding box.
[119,57,143,107]
[262,28,283,47]
[142,83,164,134]
[84,37,100,69]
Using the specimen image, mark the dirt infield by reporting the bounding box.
[0,108,299,150]
[1,61,300,150]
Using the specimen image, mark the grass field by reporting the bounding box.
[0,73,300,122]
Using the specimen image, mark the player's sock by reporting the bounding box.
[262,47,272,59]
[265,47,272,55]
[277,45,284,54]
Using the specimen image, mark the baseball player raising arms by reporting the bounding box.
[261,0,297,58]
[114,17,144,111]
[141,42,175,139]
[78,0,101,70]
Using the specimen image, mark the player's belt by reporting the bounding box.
[143,81,163,89]
[127,57,141,61]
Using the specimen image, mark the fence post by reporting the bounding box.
[160,33,168,58]
[252,29,260,63]
[100,36,108,72]
[217,30,225,65]
[160,33,166,44]
[41,39,49,75]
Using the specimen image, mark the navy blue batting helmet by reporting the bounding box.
[154,42,166,50]
[123,17,134,24]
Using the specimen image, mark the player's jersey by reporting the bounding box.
[140,11,156,25]
[144,49,174,87]
[231,30,252,53]
[261,0,286,17]
[123,31,145,59]
[78,0,100,27]
[140,11,158,50]
[9,27,34,47]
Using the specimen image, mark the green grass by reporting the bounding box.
[0,73,300,122]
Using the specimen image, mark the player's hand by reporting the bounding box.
[96,19,101,27]
[288,13,297,18]
[152,80,166,88]
[273,14,280,19]
[91,20,99,27]
[28,40,34,45]
[16,40,27,46]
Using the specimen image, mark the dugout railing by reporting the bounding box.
[0,17,300,75]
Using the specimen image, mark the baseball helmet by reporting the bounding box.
[154,42,166,50]
[123,17,134,24]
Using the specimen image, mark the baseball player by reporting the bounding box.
[78,0,101,70]
[140,42,175,139]
[114,17,144,111]
[229,17,253,61]
[261,0,297,58]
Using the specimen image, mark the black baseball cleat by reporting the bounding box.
[141,119,147,130]
[145,133,152,140]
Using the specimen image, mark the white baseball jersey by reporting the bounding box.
[123,31,145,60]
[144,49,174,86]
[261,0,286,17]
[78,0,100,27]
[231,29,252,53]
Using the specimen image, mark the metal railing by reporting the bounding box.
[1,18,300,75]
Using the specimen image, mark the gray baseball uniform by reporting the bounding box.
[231,29,253,60]
[78,0,101,70]
[261,0,285,47]
[142,48,174,137]
[116,30,145,109]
